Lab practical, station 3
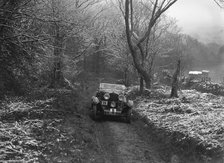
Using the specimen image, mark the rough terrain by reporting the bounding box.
[0,98,176,163]
[0,89,170,163]
[1,87,224,163]
[132,88,224,163]
[94,118,169,163]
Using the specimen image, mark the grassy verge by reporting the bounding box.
[132,89,224,163]
[0,88,102,163]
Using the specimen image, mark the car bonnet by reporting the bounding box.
[100,88,124,95]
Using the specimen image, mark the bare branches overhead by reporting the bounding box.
[136,0,178,45]
[214,0,224,8]
[124,0,178,89]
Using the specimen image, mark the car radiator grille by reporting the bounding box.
[109,92,119,101]
[99,92,124,112]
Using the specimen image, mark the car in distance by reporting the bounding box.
[91,83,133,123]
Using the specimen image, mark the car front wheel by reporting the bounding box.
[92,105,102,121]
[92,105,98,120]
[126,109,131,123]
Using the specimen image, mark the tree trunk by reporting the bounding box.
[140,76,144,93]
[145,75,151,89]
[94,44,101,76]
[124,68,128,86]
[83,53,87,72]
[50,25,64,88]
[125,0,154,92]
[170,59,181,98]
[130,53,152,91]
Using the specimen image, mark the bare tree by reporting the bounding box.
[214,0,224,7]
[0,0,45,94]
[35,0,101,88]
[101,6,134,86]
[170,59,180,97]
[162,30,185,97]
[124,0,178,91]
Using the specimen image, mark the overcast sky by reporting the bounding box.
[167,0,224,44]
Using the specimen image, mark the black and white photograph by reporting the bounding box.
[0,0,224,162]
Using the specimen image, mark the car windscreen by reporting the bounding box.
[99,83,126,91]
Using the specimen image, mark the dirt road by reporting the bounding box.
[94,118,172,163]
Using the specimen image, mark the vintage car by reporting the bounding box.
[91,83,133,123]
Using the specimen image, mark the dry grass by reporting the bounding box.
[134,89,224,161]
[0,89,100,162]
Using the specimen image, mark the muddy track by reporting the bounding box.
[94,118,169,163]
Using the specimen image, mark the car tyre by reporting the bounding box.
[126,109,131,123]
[92,105,98,120]
[92,105,102,121]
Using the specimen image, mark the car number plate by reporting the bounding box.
[101,101,108,105]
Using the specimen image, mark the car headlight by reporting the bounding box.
[104,93,110,100]
[111,101,116,107]
[118,94,126,102]
[127,100,134,107]
[92,96,99,104]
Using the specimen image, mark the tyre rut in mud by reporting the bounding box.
[94,118,166,163]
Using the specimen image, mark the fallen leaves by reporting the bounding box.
[0,120,42,162]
